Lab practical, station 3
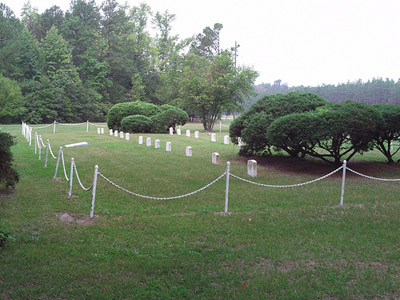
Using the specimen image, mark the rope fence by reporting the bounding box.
[21,122,400,218]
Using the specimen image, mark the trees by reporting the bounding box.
[373,104,400,163]
[0,131,19,189]
[179,51,257,131]
[0,75,25,123]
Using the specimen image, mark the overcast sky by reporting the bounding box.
[4,0,400,86]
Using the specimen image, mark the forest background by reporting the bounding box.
[1,0,399,126]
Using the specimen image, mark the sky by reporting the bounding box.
[3,0,400,86]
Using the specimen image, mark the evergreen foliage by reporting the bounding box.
[0,131,19,189]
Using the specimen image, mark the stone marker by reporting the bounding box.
[126,133,130,140]
[177,128,181,135]
[224,135,229,145]
[212,152,220,165]
[195,131,199,139]
[114,130,118,137]
[238,137,242,147]
[109,129,113,136]
[146,137,151,146]
[139,136,143,144]
[97,128,100,134]
[120,131,124,139]
[155,139,160,149]
[247,159,257,177]
[186,146,192,157]
[186,130,190,137]
[211,133,216,142]
[166,142,172,152]
[169,127,174,135]
[101,128,104,134]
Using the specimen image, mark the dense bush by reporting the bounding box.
[151,107,189,133]
[0,131,19,189]
[121,115,153,133]
[230,92,328,155]
[107,101,160,130]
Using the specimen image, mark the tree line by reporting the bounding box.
[0,1,257,130]
[249,78,400,109]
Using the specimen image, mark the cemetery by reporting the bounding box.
[2,121,400,299]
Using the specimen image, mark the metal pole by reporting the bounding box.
[224,161,230,213]
[38,136,42,160]
[90,165,99,218]
[54,147,62,179]
[340,160,347,206]
[86,120,89,132]
[34,132,38,154]
[68,158,74,198]
[45,139,49,168]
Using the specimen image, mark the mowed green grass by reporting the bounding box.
[1,122,400,299]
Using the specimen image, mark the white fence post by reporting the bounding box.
[86,120,89,132]
[224,161,230,213]
[34,132,38,154]
[54,147,62,179]
[340,160,347,206]
[90,165,99,218]
[68,158,74,198]
[29,128,32,146]
[220,121,222,134]
[53,121,56,133]
[38,136,42,160]
[45,139,49,168]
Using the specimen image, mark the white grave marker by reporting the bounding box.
[169,127,174,135]
[109,129,113,136]
[247,159,257,177]
[126,133,130,140]
[177,128,181,135]
[155,139,160,149]
[114,130,118,137]
[139,136,143,144]
[211,133,216,142]
[224,135,229,145]
[186,130,190,137]
[195,131,199,139]
[101,128,104,134]
[120,131,124,139]
[238,137,242,147]
[166,142,172,152]
[146,137,151,146]
[97,128,100,134]
[212,152,220,165]
[186,146,192,157]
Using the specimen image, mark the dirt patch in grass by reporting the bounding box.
[236,155,400,177]
[57,212,98,225]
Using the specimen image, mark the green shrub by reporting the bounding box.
[121,115,153,133]
[0,131,19,189]
[151,107,189,133]
[107,101,160,130]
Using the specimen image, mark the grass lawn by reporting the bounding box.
[1,122,400,299]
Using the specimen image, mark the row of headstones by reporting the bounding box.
[104,129,256,175]
[171,127,242,146]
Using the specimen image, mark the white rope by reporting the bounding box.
[98,171,226,200]
[61,151,70,182]
[88,122,107,128]
[28,123,53,129]
[73,163,93,191]
[47,142,57,159]
[40,138,46,148]
[230,166,343,188]
[56,122,87,126]
[346,167,400,182]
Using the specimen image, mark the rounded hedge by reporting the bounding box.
[107,101,160,130]
[151,107,189,133]
[120,115,153,133]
